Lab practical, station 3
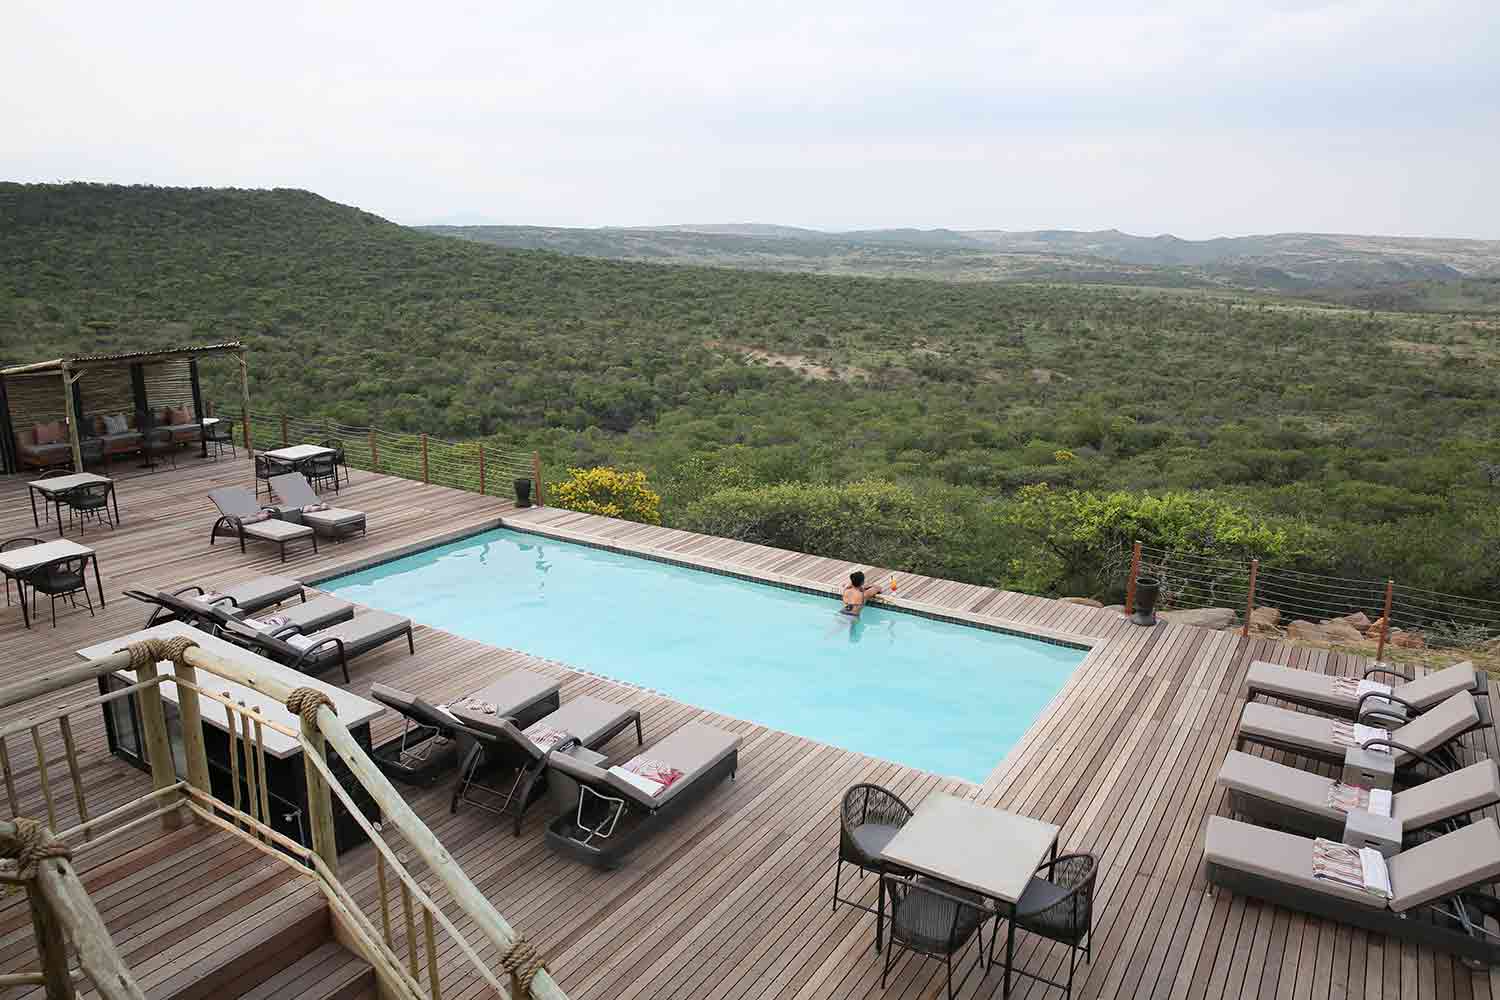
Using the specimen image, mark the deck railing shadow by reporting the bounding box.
[0,638,568,1000]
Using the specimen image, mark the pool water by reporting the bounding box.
[324,528,1086,783]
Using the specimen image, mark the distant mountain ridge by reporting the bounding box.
[423,222,1500,298]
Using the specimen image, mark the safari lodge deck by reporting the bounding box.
[0,455,1496,1000]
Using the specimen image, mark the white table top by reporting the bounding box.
[0,539,94,573]
[29,473,112,494]
[879,793,1060,904]
[201,417,222,426]
[77,620,384,760]
[265,444,333,461]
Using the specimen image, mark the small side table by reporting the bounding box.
[1343,809,1402,858]
[1342,748,1395,790]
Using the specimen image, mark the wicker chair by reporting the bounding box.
[64,483,115,535]
[881,875,990,1000]
[834,784,913,941]
[320,438,349,486]
[206,418,236,459]
[995,852,1098,1000]
[306,452,340,494]
[254,454,295,498]
[23,555,94,628]
[1,538,41,607]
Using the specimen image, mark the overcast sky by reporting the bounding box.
[4,1,1496,239]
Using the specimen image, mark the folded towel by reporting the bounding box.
[1311,839,1392,898]
[244,614,290,631]
[609,766,664,797]
[1327,783,1370,814]
[1332,722,1391,752]
[285,634,316,651]
[625,757,685,792]
[303,503,330,513]
[524,723,571,751]
[1368,788,1392,818]
[239,511,271,524]
[461,699,498,715]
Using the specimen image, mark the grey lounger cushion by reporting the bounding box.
[451,669,562,726]
[267,473,365,534]
[1205,815,1500,913]
[218,576,304,610]
[1247,660,1479,714]
[1217,751,1500,830]
[242,518,314,543]
[552,721,740,808]
[1239,691,1479,765]
[302,610,410,660]
[487,695,638,761]
[240,594,353,633]
[301,507,366,534]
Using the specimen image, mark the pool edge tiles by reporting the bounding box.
[320,523,1091,784]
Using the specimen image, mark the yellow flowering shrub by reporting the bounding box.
[552,467,662,524]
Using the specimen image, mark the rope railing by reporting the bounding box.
[232,408,543,504]
[1125,541,1500,669]
[0,641,569,1000]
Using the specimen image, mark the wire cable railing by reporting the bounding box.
[1124,542,1500,670]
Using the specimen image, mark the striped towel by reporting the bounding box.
[1326,783,1370,814]
[1332,722,1390,751]
[1332,677,1393,701]
[1312,839,1392,898]
[523,723,571,751]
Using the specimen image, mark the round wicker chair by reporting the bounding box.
[997,852,1099,1000]
[833,783,913,952]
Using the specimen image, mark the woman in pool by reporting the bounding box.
[841,570,885,618]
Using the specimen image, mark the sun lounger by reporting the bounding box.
[544,721,740,868]
[127,585,351,636]
[208,487,317,562]
[144,577,307,624]
[1235,691,1485,777]
[1216,750,1500,841]
[368,672,562,784]
[220,609,414,683]
[1205,815,1500,965]
[267,473,367,540]
[451,694,645,834]
[1246,660,1483,721]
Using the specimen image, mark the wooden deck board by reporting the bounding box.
[0,456,1490,1000]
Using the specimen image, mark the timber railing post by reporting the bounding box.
[420,434,429,483]
[532,452,545,507]
[29,885,74,1000]
[132,663,184,830]
[478,443,486,495]
[369,429,379,472]
[1242,559,1259,638]
[280,415,289,448]
[1125,540,1142,615]
[1376,579,1394,662]
[167,661,212,803]
[299,716,340,876]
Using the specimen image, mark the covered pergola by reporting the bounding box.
[0,342,251,474]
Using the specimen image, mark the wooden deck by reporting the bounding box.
[1,454,1496,1000]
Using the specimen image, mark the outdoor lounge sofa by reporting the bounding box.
[451,694,644,835]
[14,423,75,470]
[544,721,740,868]
[219,609,414,683]
[267,473,367,539]
[1216,750,1500,842]
[208,487,318,562]
[369,671,562,785]
[1204,815,1500,966]
[1246,660,1483,722]
[1235,691,1486,778]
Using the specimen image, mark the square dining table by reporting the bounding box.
[27,472,119,536]
[879,792,1060,996]
[264,444,334,465]
[0,538,103,629]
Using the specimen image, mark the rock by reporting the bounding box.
[1249,606,1281,628]
[1059,597,1104,607]
[1365,617,1388,639]
[1160,608,1237,630]
[1391,630,1426,649]
[1321,620,1367,644]
[1287,620,1328,643]
[1321,611,1371,631]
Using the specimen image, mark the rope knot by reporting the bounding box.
[0,818,71,879]
[498,935,547,997]
[118,636,199,673]
[285,687,337,727]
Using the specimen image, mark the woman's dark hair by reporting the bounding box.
[850,571,866,586]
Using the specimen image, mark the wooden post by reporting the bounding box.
[59,366,84,473]
[299,719,340,876]
[238,351,254,456]
[1124,540,1142,615]
[1376,579,1394,663]
[477,443,486,495]
[420,434,429,484]
[280,415,289,448]
[168,662,213,801]
[133,663,183,829]
[532,452,545,507]
[1241,559,1259,638]
[205,400,214,417]
[28,887,75,1000]
[369,429,379,472]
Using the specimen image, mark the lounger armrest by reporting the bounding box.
[167,584,209,598]
[270,625,302,639]
[1357,690,1421,723]
[1362,739,1452,775]
[292,636,346,671]
[1365,665,1415,683]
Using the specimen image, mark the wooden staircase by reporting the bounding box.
[0,822,374,1000]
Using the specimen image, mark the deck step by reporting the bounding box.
[237,939,375,1000]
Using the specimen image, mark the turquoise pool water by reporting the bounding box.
[324,528,1085,783]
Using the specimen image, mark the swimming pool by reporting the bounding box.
[323,528,1086,783]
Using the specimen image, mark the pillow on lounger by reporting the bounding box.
[239,511,271,524]
[303,503,330,512]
